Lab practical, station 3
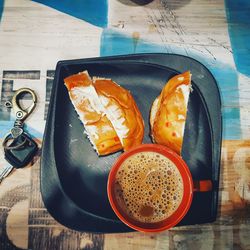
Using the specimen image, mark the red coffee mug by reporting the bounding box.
[107,144,212,232]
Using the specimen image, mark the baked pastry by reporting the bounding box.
[150,71,192,154]
[93,77,144,151]
[64,71,144,155]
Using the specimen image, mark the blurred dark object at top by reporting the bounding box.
[117,0,153,6]
[117,0,191,9]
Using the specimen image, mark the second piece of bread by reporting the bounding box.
[150,71,192,155]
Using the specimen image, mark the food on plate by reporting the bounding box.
[93,77,144,151]
[150,71,192,154]
[64,71,122,155]
[64,71,144,155]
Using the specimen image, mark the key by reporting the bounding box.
[1,88,38,183]
[3,133,38,169]
[0,164,14,183]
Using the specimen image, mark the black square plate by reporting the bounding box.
[41,53,222,233]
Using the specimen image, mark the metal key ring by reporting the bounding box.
[2,133,28,150]
[5,88,37,121]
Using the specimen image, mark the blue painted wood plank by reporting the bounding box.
[32,0,108,28]
[225,0,250,77]
[0,0,4,22]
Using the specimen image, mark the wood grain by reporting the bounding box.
[0,0,250,249]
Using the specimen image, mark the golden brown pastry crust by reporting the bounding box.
[150,71,191,155]
[93,78,144,151]
[64,71,92,89]
[64,72,123,155]
[64,72,144,155]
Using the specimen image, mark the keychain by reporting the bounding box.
[1,88,38,182]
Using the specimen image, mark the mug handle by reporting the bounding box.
[193,180,213,192]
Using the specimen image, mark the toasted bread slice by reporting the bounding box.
[150,71,191,154]
[93,78,144,151]
[64,71,123,155]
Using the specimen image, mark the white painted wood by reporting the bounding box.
[0,1,249,249]
[0,0,102,70]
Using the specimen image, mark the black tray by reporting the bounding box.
[41,53,222,233]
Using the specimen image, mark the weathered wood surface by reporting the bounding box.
[0,0,250,249]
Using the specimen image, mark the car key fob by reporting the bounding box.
[4,133,38,168]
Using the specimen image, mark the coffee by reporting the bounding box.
[114,151,184,223]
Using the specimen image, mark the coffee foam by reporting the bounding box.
[114,151,184,223]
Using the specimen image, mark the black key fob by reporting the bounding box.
[4,133,38,168]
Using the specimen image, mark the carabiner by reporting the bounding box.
[5,88,37,121]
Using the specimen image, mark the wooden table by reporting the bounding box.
[0,0,249,249]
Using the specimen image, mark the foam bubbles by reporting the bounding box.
[114,151,184,223]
